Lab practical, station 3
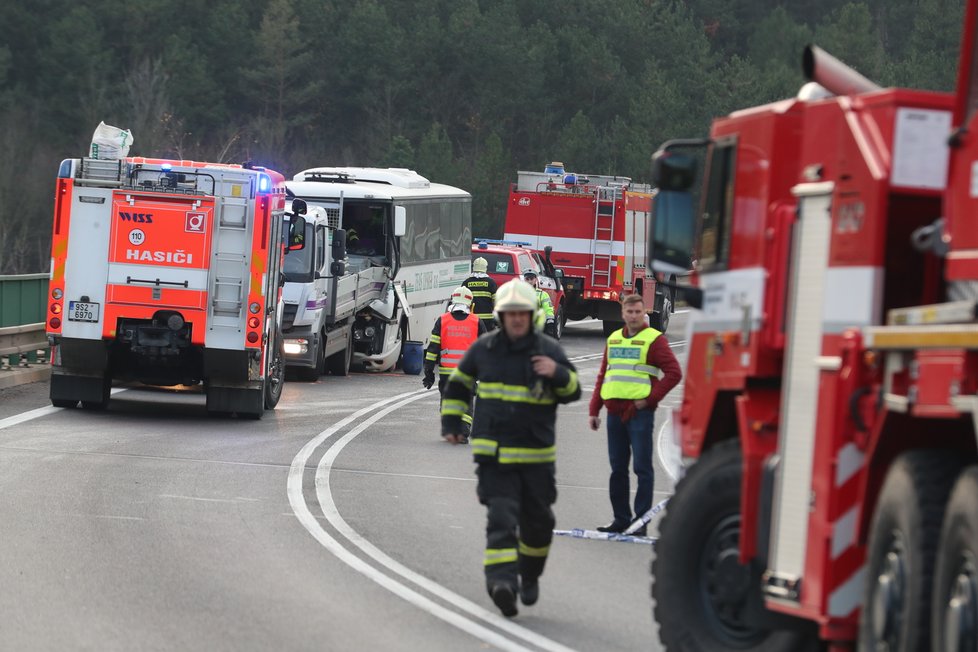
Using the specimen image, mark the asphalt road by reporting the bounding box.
[0,315,689,651]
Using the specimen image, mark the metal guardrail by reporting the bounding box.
[0,322,48,369]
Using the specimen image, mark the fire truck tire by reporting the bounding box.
[653,440,818,651]
[651,309,669,333]
[327,332,353,376]
[860,450,962,652]
[264,332,285,409]
[931,466,978,652]
[554,303,564,339]
[602,320,623,337]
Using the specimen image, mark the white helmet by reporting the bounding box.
[472,257,488,273]
[493,279,540,326]
[449,286,474,310]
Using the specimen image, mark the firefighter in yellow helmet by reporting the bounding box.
[442,279,580,617]
[463,257,498,331]
[424,286,487,442]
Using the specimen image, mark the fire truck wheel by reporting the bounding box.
[264,332,285,410]
[327,332,353,376]
[860,450,962,652]
[932,466,978,652]
[652,440,818,651]
[602,320,623,337]
[554,303,564,339]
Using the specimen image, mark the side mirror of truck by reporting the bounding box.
[287,213,306,252]
[393,206,406,237]
[292,198,307,215]
[331,228,347,275]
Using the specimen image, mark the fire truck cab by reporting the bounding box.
[471,239,566,337]
[648,35,978,652]
[46,157,296,419]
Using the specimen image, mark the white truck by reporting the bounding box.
[283,167,472,375]
[280,196,407,379]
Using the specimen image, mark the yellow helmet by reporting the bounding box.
[472,257,488,273]
[493,279,540,327]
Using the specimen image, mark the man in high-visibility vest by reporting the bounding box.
[424,286,487,442]
[442,279,580,617]
[588,293,682,535]
[463,257,498,331]
[521,269,557,338]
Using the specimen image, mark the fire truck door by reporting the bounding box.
[767,182,834,594]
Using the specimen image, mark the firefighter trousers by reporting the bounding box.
[439,375,472,435]
[477,461,556,593]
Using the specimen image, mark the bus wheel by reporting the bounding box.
[860,451,961,652]
[933,466,978,652]
[653,440,818,651]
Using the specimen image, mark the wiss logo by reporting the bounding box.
[119,212,154,223]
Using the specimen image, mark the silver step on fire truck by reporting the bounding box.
[45,157,302,419]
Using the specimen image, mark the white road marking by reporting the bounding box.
[290,391,577,652]
[94,514,145,521]
[159,494,244,504]
[0,388,128,431]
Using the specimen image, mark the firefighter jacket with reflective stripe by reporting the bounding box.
[441,330,581,464]
[425,311,486,376]
[462,274,498,323]
[599,327,662,400]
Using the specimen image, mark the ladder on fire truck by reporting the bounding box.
[590,185,618,287]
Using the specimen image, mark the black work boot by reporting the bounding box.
[520,578,539,606]
[490,584,518,617]
[597,521,628,533]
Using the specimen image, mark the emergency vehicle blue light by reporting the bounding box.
[478,241,488,249]
[161,163,172,171]
[58,159,73,178]
[258,173,272,193]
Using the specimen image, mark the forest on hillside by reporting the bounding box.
[0,0,965,273]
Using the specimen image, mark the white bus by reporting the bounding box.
[285,167,472,371]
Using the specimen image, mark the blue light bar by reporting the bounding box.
[161,163,172,171]
[257,173,272,193]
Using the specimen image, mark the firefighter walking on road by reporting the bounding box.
[463,257,498,331]
[424,287,487,442]
[588,294,682,535]
[521,269,557,338]
[442,279,580,617]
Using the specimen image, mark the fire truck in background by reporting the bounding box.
[503,163,679,334]
[46,157,301,419]
[648,16,978,652]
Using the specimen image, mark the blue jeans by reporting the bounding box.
[607,409,655,525]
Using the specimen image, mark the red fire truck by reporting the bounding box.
[46,156,300,419]
[503,165,678,333]
[649,26,978,652]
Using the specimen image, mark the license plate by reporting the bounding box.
[68,301,100,322]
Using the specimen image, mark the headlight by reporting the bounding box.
[284,339,308,355]
[364,326,376,338]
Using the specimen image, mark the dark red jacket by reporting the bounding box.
[589,325,682,417]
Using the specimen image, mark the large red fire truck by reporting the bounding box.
[649,21,978,652]
[46,156,300,419]
[503,165,677,333]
